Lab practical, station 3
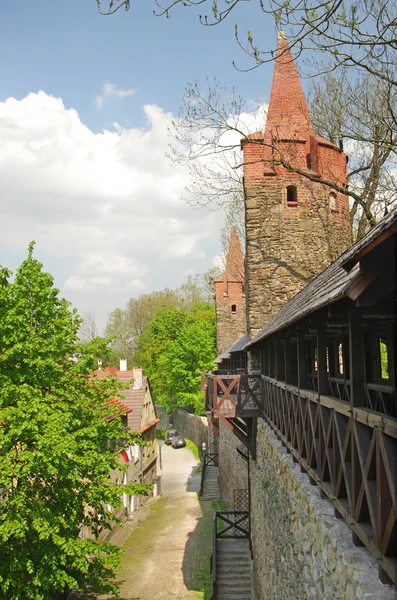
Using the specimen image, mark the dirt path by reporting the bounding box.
[109,444,213,600]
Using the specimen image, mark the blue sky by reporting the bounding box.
[0,0,277,331]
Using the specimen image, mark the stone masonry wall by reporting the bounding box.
[172,409,208,449]
[244,175,352,337]
[250,419,396,600]
[215,288,246,355]
[218,419,249,509]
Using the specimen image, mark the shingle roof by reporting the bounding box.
[119,377,148,432]
[341,207,397,272]
[245,207,397,348]
[95,366,134,382]
[107,397,132,415]
[229,334,250,354]
[214,346,232,364]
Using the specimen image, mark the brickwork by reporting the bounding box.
[215,226,247,353]
[242,33,352,337]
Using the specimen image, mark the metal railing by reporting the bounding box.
[210,511,250,600]
[199,452,219,497]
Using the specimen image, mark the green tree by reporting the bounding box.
[104,270,220,364]
[0,244,146,600]
[133,304,216,414]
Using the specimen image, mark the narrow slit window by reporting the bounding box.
[287,185,297,205]
[231,304,237,314]
[338,343,344,375]
[379,336,389,379]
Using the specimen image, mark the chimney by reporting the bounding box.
[133,366,143,389]
[119,359,127,372]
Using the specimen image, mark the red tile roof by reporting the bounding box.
[140,418,160,434]
[95,366,135,381]
[106,397,132,415]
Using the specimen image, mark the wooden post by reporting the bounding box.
[297,328,307,390]
[276,337,284,381]
[317,320,328,396]
[284,335,292,384]
[328,338,336,378]
[349,305,366,407]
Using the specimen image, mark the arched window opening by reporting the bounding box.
[286,185,297,205]
[306,154,312,170]
[231,304,237,314]
[329,192,337,211]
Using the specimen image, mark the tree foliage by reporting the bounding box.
[104,269,220,363]
[308,70,397,236]
[133,304,216,414]
[0,244,145,599]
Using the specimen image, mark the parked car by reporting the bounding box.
[165,429,178,445]
[171,436,186,449]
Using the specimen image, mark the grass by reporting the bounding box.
[211,499,227,511]
[186,500,214,600]
[185,438,203,462]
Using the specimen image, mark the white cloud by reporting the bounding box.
[212,253,225,269]
[0,91,223,323]
[95,81,136,109]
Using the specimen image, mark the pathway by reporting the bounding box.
[107,443,213,600]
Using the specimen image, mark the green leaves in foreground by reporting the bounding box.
[134,303,216,414]
[0,244,144,599]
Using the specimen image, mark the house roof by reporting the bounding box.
[103,397,132,421]
[119,377,152,431]
[95,366,135,382]
[245,207,397,348]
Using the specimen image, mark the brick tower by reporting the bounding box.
[214,226,246,354]
[242,32,352,337]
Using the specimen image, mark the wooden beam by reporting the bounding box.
[349,306,366,407]
[297,328,307,390]
[276,337,284,381]
[284,335,293,384]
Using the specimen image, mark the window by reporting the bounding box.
[306,154,312,170]
[329,192,337,211]
[286,185,297,205]
[231,304,237,314]
[379,336,389,379]
[338,343,344,375]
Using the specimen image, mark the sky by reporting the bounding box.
[0,0,277,331]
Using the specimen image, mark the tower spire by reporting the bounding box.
[224,225,244,285]
[265,32,314,140]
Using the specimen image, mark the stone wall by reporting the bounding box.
[244,177,352,338]
[172,409,208,449]
[218,419,249,509]
[250,419,395,600]
[155,404,170,430]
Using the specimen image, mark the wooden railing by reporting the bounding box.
[210,511,250,600]
[206,373,262,418]
[262,376,397,585]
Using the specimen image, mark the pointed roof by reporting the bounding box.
[224,225,245,284]
[265,32,314,140]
